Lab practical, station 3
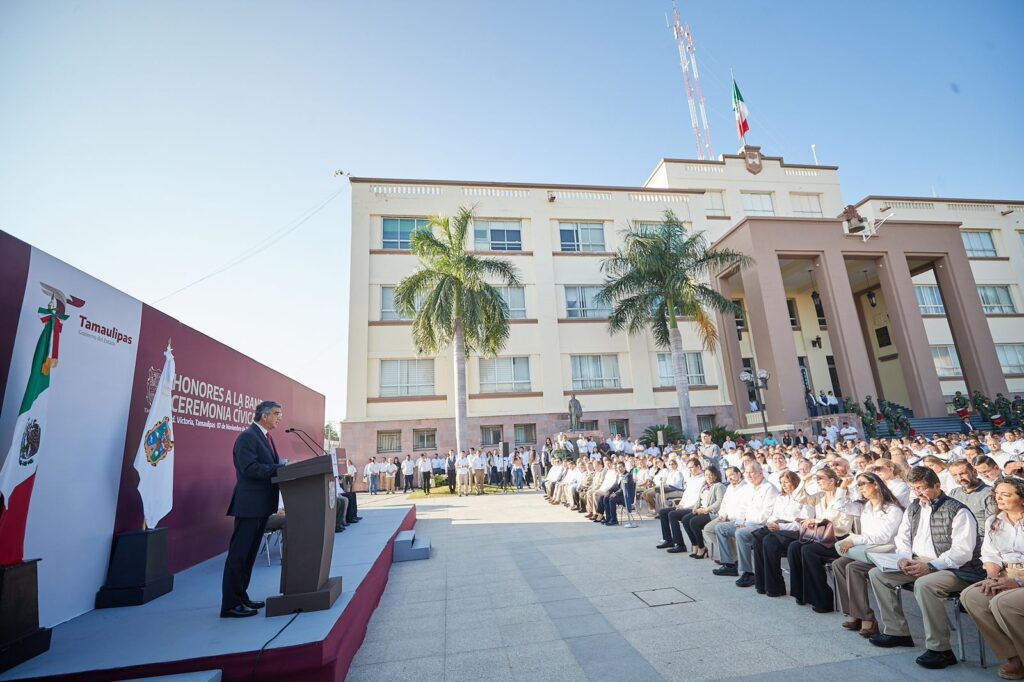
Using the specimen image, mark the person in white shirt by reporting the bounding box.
[746,437,763,451]
[576,434,588,455]
[417,454,433,495]
[961,477,1024,680]
[752,470,814,596]
[400,454,416,493]
[363,458,379,495]
[867,466,983,668]
[702,467,748,558]
[383,458,397,494]
[543,462,565,500]
[824,420,839,445]
[632,440,645,456]
[1003,431,1024,457]
[455,451,471,496]
[840,422,859,442]
[646,444,662,457]
[827,392,840,414]
[715,461,779,585]
[469,450,487,495]
[722,436,736,451]
[612,435,625,453]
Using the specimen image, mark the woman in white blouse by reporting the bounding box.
[832,472,905,638]
[753,470,813,597]
[962,477,1024,681]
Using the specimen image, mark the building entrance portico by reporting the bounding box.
[714,216,1008,431]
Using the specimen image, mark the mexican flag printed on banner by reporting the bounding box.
[133,344,176,528]
[0,303,67,567]
[732,78,750,140]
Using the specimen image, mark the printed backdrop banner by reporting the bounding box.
[113,305,325,573]
[0,245,142,627]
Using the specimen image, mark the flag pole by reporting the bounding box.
[731,68,747,149]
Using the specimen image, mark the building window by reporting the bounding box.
[381,286,425,321]
[915,285,946,315]
[376,430,401,453]
[559,222,606,252]
[813,295,827,329]
[875,327,892,348]
[635,220,689,234]
[579,420,599,432]
[608,419,629,437]
[481,425,503,447]
[790,193,823,217]
[479,357,531,393]
[413,429,437,451]
[705,191,726,217]
[382,217,428,250]
[740,191,775,216]
[786,298,800,329]
[961,231,997,258]
[667,416,683,433]
[514,423,536,445]
[978,286,1016,314]
[474,219,522,251]
[826,355,842,396]
[565,286,610,318]
[380,359,434,397]
[658,352,706,386]
[696,415,715,433]
[571,354,621,390]
[496,286,527,319]
[996,344,1024,375]
[931,346,962,377]
[732,299,747,331]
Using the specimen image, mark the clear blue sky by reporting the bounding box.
[2,1,1022,422]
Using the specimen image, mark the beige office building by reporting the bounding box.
[341,146,1024,458]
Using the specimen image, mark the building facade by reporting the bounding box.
[341,147,1024,460]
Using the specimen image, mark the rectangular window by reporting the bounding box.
[790,193,823,217]
[413,429,437,451]
[571,354,621,390]
[931,346,962,377]
[380,286,424,321]
[474,219,522,251]
[565,286,610,319]
[514,423,536,445]
[813,295,827,329]
[376,430,401,453]
[697,415,715,433]
[559,222,606,252]
[740,191,775,216]
[978,286,1016,314]
[382,217,428,250]
[667,416,682,433]
[579,420,598,432]
[496,286,527,319]
[657,352,706,386]
[996,344,1024,374]
[961,231,997,257]
[608,419,629,437]
[380,359,434,397]
[732,299,747,331]
[875,326,892,348]
[786,298,800,329]
[479,357,531,393]
[481,425,503,447]
[705,191,726,216]
[915,285,946,315]
[635,221,662,234]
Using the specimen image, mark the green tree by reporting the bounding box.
[598,209,752,440]
[395,207,522,454]
[323,422,339,443]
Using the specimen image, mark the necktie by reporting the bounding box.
[267,433,279,462]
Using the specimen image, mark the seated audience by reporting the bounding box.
[752,470,812,596]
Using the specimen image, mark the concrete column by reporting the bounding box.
[739,255,807,427]
[874,253,946,416]
[715,274,748,428]
[814,251,878,404]
[931,255,1008,398]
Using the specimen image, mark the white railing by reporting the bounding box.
[947,202,995,212]
[683,164,724,174]
[371,184,444,196]
[888,200,935,210]
[785,168,819,177]
[548,190,612,201]
[629,193,690,203]
[462,187,530,198]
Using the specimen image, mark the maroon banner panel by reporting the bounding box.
[113,305,325,573]
[0,232,31,412]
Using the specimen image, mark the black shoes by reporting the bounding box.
[868,634,915,648]
[604,521,619,526]
[666,546,688,554]
[916,649,957,669]
[220,605,258,618]
[713,564,738,577]
[656,541,674,549]
[735,572,755,588]
[242,598,265,610]
[812,605,833,614]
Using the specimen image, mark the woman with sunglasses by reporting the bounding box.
[753,470,812,597]
[832,472,905,637]
[961,477,1024,680]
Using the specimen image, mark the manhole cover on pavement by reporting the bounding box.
[632,588,694,607]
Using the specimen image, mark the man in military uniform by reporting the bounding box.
[993,393,1012,424]
[971,390,992,421]
[952,391,969,411]
[1012,395,1024,427]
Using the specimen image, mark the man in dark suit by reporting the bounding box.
[221,400,288,618]
[445,449,457,494]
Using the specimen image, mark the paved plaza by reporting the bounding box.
[347,490,997,681]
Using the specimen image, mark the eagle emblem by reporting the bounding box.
[19,419,42,466]
[143,417,174,466]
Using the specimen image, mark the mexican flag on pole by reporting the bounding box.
[732,78,750,140]
[0,304,66,567]
[133,344,176,529]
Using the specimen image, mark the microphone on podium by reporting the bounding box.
[284,427,329,458]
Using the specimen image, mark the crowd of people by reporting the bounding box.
[534,426,1024,677]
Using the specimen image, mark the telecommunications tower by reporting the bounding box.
[668,2,713,160]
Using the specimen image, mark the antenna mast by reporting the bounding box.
[669,2,713,159]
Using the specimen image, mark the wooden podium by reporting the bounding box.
[265,457,343,617]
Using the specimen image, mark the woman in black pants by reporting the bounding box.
[788,466,855,612]
[681,467,725,558]
[753,471,810,596]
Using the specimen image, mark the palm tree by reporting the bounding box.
[394,207,522,455]
[598,209,752,440]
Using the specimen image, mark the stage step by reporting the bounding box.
[875,415,992,438]
[123,671,222,682]
[393,529,431,562]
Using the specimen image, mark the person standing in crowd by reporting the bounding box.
[417,453,432,495]
[827,391,840,414]
[392,456,402,492]
[529,450,542,490]
[381,457,396,494]
[961,478,1024,681]
[512,454,525,491]
[401,454,415,493]
[363,457,379,495]
[470,448,487,495]
[455,450,470,496]
[445,449,457,494]
[806,388,819,417]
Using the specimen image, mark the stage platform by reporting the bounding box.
[0,505,416,682]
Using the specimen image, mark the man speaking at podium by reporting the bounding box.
[221,400,288,618]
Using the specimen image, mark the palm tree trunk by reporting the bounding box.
[453,317,468,455]
[670,325,699,441]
